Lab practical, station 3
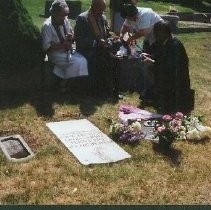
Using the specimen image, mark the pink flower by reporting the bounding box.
[162,115,172,121]
[157,125,166,133]
[171,119,182,127]
[175,112,184,119]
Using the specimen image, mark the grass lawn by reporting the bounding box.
[0,0,211,205]
[22,0,198,29]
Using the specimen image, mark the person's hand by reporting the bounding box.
[63,33,73,51]
[65,33,73,42]
[63,40,72,51]
[140,53,151,59]
[140,53,155,64]
[129,40,137,46]
[111,35,120,40]
[127,34,134,45]
[97,38,107,48]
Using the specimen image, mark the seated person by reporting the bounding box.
[74,0,118,97]
[141,21,194,114]
[41,0,88,92]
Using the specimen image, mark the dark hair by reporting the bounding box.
[121,3,138,18]
[153,20,172,36]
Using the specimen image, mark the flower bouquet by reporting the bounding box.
[183,115,211,141]
[154,112,185,148]
[154,112,211,146]
[109,120,146,144]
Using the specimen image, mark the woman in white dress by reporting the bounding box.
[41,0,88,91]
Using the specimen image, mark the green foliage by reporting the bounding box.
[0,0,42,67]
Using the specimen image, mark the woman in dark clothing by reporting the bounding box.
[141,21,194,113]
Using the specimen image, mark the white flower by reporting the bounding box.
[110,123,124,134]
[179,131,186,139]
[180,126,186,131]
[190,117,201,128]
[205,126,211,134]
[186,128,201,140]
[198,126,211,139]
[130,121,142,132]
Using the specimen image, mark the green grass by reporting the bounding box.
[22,0,199,29]
[0,0,211,205]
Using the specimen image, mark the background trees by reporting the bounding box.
[0,0,42,67]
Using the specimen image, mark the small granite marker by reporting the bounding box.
[0,135,34,162]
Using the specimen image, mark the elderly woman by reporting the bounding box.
[41,0,88,92]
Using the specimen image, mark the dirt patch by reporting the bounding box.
[203,44,211,51]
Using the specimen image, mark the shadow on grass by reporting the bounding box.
[152,142,182,167]
[0,80,119,119]
[186,137,210,145]
[0,65,119,119]
[32,91,118,118]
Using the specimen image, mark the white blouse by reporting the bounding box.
[123,7,163,44]
[41,16,73,52]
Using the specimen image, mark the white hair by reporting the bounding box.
[50,0,69,15]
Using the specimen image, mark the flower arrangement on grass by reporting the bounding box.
[109,120,146,144]
[110,112,211,146]
[183,115,211,141]
[154,112,211,146]
[154,112,185,147]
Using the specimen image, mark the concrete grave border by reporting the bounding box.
[0,135,35,162]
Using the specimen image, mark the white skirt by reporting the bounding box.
[49,51,88,79]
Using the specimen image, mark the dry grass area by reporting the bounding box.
[0,32,211,204]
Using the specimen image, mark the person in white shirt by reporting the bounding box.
[41,0,88,92]
[109,0,138,34]
[120,4,162,46]
[120,4,162,104]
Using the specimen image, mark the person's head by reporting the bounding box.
[90,0,106,18]
[121,4,138,21]
[50,0,69,25]
[131,0,138,5]
[153,21,172,43]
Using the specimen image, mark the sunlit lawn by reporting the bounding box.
[0,0,211,205]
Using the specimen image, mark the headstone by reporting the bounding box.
[160,15,179,31]
[46,119,131,165]
[167,12,211,23]
[0,135,34,162]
